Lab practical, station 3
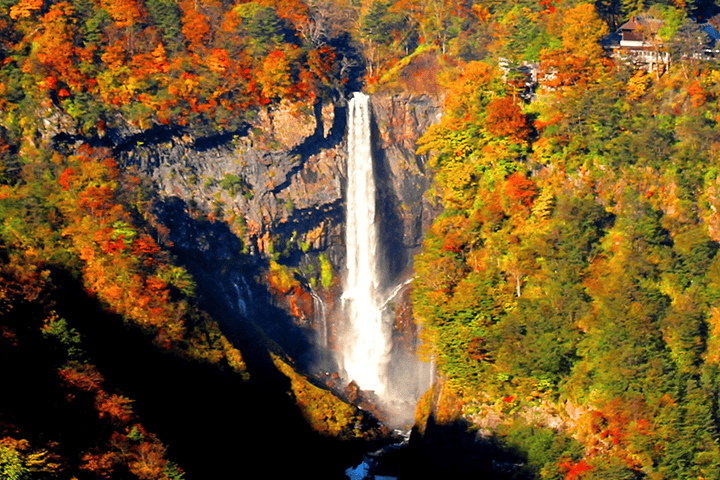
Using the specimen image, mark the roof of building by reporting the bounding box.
[619,16,664,32]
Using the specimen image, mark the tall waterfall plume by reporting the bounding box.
[340,92,390,397]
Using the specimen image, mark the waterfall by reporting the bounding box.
[341,92,390,397]
[310,289,328,348]
[379,277,414,311]
[232,274,252,317]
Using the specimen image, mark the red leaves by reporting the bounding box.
[132,234,159,257]
[57,144,186,344]
[102,237,126,255]
[442,230,466,253]
[78,185,115,215]
[559,459,592,480]
[145,276,168,298]
[80,450,118,478]
[81,427,175,480]
[58,167,76,190]
[688,80,708,107]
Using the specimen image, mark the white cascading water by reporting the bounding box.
[310,289,328,348]
[341,92,390,397]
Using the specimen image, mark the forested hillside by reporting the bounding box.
[3,0,720,478]
[409,1,720,479]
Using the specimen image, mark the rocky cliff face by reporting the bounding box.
[114,92,442,375]
[371,94,443,286]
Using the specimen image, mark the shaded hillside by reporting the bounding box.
[1,264,369,479]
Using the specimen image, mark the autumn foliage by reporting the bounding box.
[0,0,342,136]
[413,3,720,478]
[485,96,531,142]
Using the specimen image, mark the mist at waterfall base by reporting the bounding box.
[336,92,432,428]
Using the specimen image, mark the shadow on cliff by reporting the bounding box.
[369,106,409,290]
[38,269,365,479]
[152,196,320,371]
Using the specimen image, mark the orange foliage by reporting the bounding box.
[81,427,174,480]
[78,185,115,215]
[688,80,708,107]
[58,144,187,344]
[80,450,118,478]
[101,42,128,71]
[289,285,313,320]
[128,441,167,480]
[442,61,494,117]
[485,96,530,142]
[434,382,463,425]
[58,167,76,190]
[208,48,230,73]
[306,46,336,86]
[540,48,608,92]
[9,0,43,19]
[59,364,104,392]
[132,234,160,256]
[32,3,87,90]
[95,393,134,424]
[256,0,309,28]
[258,49,292,100]
[503,172,537,214]
[180,0,211,50]
[96,0,147,28]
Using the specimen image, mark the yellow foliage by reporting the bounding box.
[627,71,651,101]
[559,3,608,58]
[9,0,43,19]
[413,387,434,434]
[267,260,298,294]
[272,354,359,437]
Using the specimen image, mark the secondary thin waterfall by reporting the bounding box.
[341,92,390,397]
[310,289,328,348]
